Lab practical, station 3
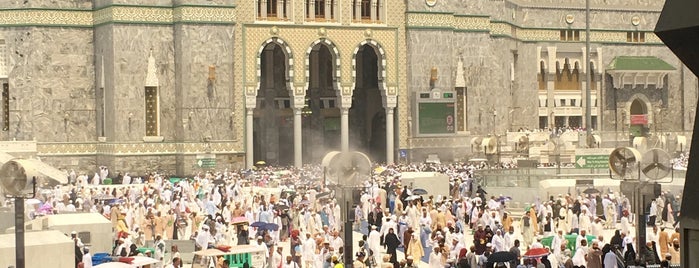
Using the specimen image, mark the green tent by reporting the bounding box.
[541,234,596,256]
[137,247,155,254]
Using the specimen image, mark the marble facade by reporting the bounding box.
[0,0,691,175]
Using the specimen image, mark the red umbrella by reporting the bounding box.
[523,248,550,258]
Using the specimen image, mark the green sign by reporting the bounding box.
[575,155,609,169]
[197,158,216,168]
[418,102,456,134]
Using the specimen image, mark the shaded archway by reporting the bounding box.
[254,42,293,166]
[350,44,385,162]
[303,42,340,163]
[629,98,648,137]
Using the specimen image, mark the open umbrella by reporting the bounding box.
[263,222,280,231]
[487,251,517,263]
[412,188,428,195]
[250,221,266,228]
[255,161,267,166]
[583,188,600,194]
[316,192,331,199]
[523,247,550,258]
[405,195,421,201]
[231,217,249,225]
[26,199,41,205]
[496,196,513,202]
[109,199,125,205]
[298,200,311,206]
[275,204,290,210]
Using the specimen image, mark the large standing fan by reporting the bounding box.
[0,159,41,197]
[640,148,672,180]
[471,137,483,153]
[609,147,642,179]
[482,137,498,155]
[323,151,372,186]
[516,135,529,153]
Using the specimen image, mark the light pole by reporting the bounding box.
[584,0,593,146]
[492,109,497,135]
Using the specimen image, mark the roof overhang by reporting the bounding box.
[606,56,675,89]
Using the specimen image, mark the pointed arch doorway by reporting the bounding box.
[350,44,386,162]
[629,98,649,137]
[303,42,341,163]
[253,42,293,166]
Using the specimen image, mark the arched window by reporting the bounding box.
[268,0,278,17]
[315,0,325,18]
[353,0,382,23]
[258,0,289,20]
[361,0,371,20]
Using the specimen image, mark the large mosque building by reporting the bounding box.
[0,0,692,175]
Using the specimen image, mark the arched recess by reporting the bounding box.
[626,93,652,137]
[254,37,295,100]
[252,37,295,166]
[349,39,389,162]
[302,38,342,163]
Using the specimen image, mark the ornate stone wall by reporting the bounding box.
[401,0,695,160]
[0,27,96,142]
[0,0,692,171]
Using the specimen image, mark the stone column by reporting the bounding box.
[370,0,376,22]
[386,107,395,164]
[341,107,349,151]
[309,0,315,20]
[261,0,267,19]
[246,108,254,168]
[293,108,303,167]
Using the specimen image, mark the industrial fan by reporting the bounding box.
[516,135,529,153]
[322,151,372,186]
[470,137,483,154]
[640,148,672,180]
[608,147,642,179]
[0,159,43,197]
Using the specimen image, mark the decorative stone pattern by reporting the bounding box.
[37,141,240,156]
[0,9,93,27]
[173,6,237,24]
[406,12,455,29]
[95,6,174,25]
[490,21,513,37]
[517,29,561,42]
[406,11,663,44]
[453,15,490,32]
[0,6,236,27]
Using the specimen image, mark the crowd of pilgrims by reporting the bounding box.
[18,162,683,268]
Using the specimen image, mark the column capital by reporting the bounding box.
[292,96,306,109]
[338,95,353,109]
[382,95,397,108]
[245,95,257,109]
[293,86,306,96]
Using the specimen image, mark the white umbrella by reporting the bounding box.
[25,199,41,205]
[405,195,421,201]
[93,262,131,268]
